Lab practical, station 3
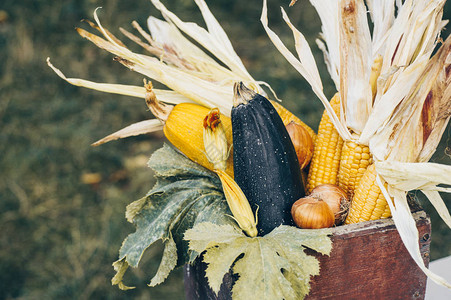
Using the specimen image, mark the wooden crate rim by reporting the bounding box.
[330,210,429,237]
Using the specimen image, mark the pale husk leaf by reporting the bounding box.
[338,0,373,135]
[376,179,451,289]
[78,25,232,113]
[359,57,428,146]
[92,119,163,146]
[47,58,192,104]
[417,37,451,161]
[376,161,451,191]
[379,0,446,90]
[366,0,395,57]
[78,3,272,116]
[310,0,340,90]
[280,9,323,95]
[260,0,351,141]
[368,33,451,161]
[144,17,237,82]
[149,0,257,88]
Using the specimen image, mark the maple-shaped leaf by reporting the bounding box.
[112,144,234,289]
[185,222,332,300]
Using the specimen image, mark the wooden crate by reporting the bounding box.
[184,210,431,300]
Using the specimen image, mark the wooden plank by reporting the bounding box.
[184,211,431,300]
[306,210,430,299]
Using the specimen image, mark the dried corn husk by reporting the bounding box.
[370,35,451,163]
[366,0,395,58]
[311,0,340,90]
[48,0,279,144]
[375,162,451,289]
[260,0,351,141]
[338,0,373,135]
[263,0,451,288]
[47,58,191,104]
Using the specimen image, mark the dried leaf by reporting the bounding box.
[359,58,428,146]
[380,0,446,87]
[366,0,395,57]
[368,34,451,161]
[260,0,351,141]
[112,259,135,290]
[144,16,235,80]
[310,0,340,89]
[150,0,255,83]
[76,24,232,113]
[149,233,178,286]
[375,160,451,191]
[417,36,451,161]
[339,0,373,135]
[92,119,163,146]
[47,58,192,104]
[376,179,451,289]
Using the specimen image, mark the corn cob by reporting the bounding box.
[337,141,372,198]
[306,93,343,193]
[270,100,317,144]
[345,164,391,224]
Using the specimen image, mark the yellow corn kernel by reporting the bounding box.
[337,141,372,198]
[345,164,392,224]
[306,93,343,193]
[270,100,317,144]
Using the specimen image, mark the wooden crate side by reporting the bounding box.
[306,211,431,299]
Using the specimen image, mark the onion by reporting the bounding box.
[291,196,335,229]
[286,121,314,169]
[310,184,350,225]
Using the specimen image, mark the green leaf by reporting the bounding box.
[184,223,333,300]
[112,144,233,289]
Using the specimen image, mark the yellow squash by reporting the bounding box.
[164,103,235,177]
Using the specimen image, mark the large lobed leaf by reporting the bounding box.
[185,222,332,300]
[112,144,234,289]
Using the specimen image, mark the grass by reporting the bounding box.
[0,0,450,299]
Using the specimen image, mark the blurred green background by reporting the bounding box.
[1,0,450,299]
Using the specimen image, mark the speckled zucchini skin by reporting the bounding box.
[232,92,305,236]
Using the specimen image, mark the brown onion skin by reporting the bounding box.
[291,197,335,229]
[286,121,314,170]
[310,184,350,225]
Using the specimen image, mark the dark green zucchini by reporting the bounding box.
[231,82,305,236]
